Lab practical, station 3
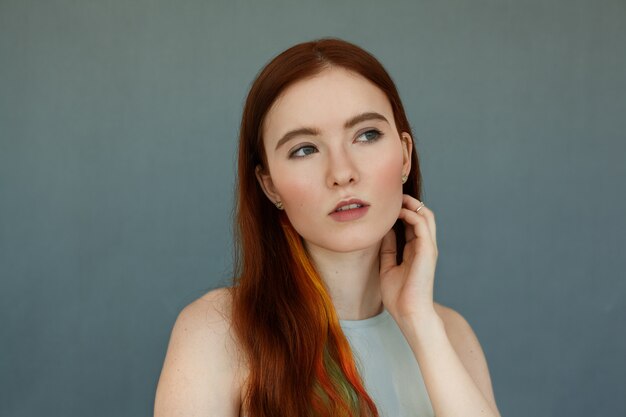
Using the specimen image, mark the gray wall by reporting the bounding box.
[1,0,624,416]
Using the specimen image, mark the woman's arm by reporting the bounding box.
[435,303,500,415]
[397,303,502,417]
[154,288,242,417]
[400,304,500,417]
[379,195,501,417]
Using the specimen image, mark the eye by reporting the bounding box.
[356,129,383,143]
[289,145,318,158]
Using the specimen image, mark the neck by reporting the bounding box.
[305,240,384,321]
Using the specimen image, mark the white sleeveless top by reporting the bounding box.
[339,307,435,417]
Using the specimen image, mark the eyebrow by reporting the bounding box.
[344,112,389,129]
[274,112,389,151]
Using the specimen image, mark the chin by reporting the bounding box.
[298,210,400,253]
[329,242,381,253]
[307,229,389,254]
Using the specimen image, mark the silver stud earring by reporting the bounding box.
[275,201,284,210]
[401,174,408,184]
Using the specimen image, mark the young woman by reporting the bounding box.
[154,38,502,417]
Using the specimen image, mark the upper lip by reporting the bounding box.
[330,198,370,214]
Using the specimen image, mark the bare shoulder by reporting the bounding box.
[154,286,244,417]
[433,302,501,417]
[433,302,485,360]
[433,302,467,330]
[179,286,237,345]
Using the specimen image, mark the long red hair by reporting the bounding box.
[231,37,423,417]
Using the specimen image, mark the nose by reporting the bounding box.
[326,145,359,188]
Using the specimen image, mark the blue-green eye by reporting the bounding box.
[289,145,318,158]
[356,129,383,142]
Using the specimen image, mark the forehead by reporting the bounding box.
[262,67,394,141]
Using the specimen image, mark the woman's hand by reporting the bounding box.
[379,196,502,417]
[379,194,439,324]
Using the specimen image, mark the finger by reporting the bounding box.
[379,228,397,274]
[402,194,424,211]
[402,195,437,246]
[401,210,417,242]
[398,208,437,251]
[413,204,436,246]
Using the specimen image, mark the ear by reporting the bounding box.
[255,164,282,204]
[400,132,413,177]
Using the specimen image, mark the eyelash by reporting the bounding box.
[288,129,384,159]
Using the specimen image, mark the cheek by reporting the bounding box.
[274,176,322,236]
[370,146,404,191]
[281,182,309,206]
[273,173,318,210]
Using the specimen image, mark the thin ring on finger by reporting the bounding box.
[415,202,425,213]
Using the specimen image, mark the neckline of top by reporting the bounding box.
[339,306,391,329]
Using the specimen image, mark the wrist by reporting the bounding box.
[396,308,445,338]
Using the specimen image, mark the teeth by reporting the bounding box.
[336,203,363,212]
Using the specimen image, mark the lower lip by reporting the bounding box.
[329,206,370,222]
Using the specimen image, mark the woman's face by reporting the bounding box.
[256,67,412,253]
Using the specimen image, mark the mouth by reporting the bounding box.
[335,203,364,212]
[329,199,370,222]
[330,198,370,214]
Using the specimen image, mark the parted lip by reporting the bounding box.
[330,198,370,214]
